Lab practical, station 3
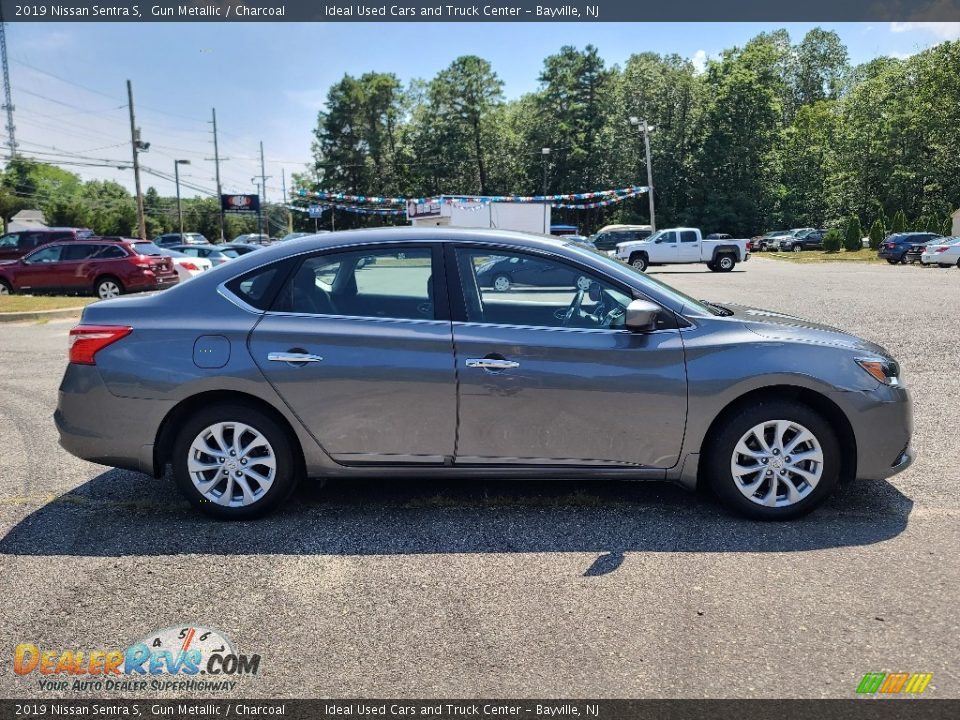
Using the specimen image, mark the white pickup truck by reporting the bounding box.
[613,227,751,272]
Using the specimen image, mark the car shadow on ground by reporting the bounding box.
[0,470,913,565]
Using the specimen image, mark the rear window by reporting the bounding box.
[130,242,165,256]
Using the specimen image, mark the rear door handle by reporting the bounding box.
[466,358,520,370]
[268,352,323,364]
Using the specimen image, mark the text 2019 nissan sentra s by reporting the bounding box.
[55,228,913,520]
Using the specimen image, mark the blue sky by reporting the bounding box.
[6,21,959,199]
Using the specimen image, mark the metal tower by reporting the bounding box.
[0,9,17,159]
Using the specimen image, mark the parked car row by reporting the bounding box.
[753,228,824,252]
[878,232,946,265]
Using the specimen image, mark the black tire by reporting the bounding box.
[94,275,124,299]
[172,403,300,520]
[716,254,736,272]
[899,254,909,264]
[0,278,13,295]
[886,259,898,265]
[629,254,648,272]
[704,399,841,520]
[492,273,511,292]
[707,262,719,272]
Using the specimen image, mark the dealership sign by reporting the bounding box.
[221,194,260,215]
[406,199,442,219]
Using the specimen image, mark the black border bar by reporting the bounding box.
[2,0,960,22]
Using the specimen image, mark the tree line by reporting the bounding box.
[304,28,960,237]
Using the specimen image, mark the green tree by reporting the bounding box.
[868,218,885,249]
[844,215,862,251]
[891,209,907,233]
[942,216,954,237]
[822,228,842,252]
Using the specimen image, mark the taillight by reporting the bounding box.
[885,243,895,249]
[934,246,949,253]
[130,255,152,267]
[180,261,199,271]
[68,325,132,365]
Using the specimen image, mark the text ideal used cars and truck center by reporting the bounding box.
[55,228,913,521]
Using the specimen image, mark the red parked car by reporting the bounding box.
[0,239,178,299]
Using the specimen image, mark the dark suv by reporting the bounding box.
[878,232,941,264]
[0,227,95,261]
[779,229,826,252]
[591,228,653,253]
[0,239,178,299]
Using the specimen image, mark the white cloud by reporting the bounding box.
[890,22,960,40]
[20,31,74,51]
[692,50,708,75]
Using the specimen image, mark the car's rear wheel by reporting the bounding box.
[0,279,12,295]
[492,274,511,292]
[629,254,648,272]
[704,400,840,520]
[172,404,298,519]
[716,254,736,272]
[95,276,123,299]
[886,259,898,265]
[900,254,909,264]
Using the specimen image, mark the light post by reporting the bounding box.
[629,117,656,232]
[174,159,190,238]
[541,147,551,233]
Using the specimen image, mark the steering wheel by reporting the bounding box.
[559,287,586,326]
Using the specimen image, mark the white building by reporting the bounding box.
[406,197,551,235]
[5,209,47,233]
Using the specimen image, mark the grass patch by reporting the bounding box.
[761,248,884,264]
[0,295,95,313]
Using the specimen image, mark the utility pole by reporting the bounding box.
[0,9,18,158]
[541,147,551,234]
[127,80,147,240]
[174,159,190,237]
[281,167,292,233]
[210,108,225,242]
[259,141,269,239]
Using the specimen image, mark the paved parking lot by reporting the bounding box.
[0,257,958,699]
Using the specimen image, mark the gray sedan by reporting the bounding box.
[55,228,913,520]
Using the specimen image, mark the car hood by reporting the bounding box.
[723,303,893,357]
[0,259,17,267]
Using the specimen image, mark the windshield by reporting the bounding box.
[644,230,665,243]
[565,242,717,315]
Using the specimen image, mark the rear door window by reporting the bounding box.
[60,244,99,261]
[680,231,698,243]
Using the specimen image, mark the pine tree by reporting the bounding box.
[891,210,907,234]
[868,218,885,250]
[822,228,842,252]
[844,215,862,251]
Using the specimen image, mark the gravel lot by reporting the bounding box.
[0,257,957,699]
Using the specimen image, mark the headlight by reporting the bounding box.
[855,357,901,386]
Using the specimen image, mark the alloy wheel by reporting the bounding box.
[729,419,824,508]
[493,275,511,292]
[97,280,121,299]
[187,421,277,507]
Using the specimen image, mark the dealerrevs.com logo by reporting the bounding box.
[856,672,933,695]
[14,625,260,693]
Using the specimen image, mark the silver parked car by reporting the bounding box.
[56,228,913,520]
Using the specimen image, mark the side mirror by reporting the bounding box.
[624,299,660,332]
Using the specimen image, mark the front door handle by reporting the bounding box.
[268,352,323,364]
[466,358,520,370]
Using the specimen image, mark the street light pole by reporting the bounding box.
[630,117,656,232]
[174,159,190,238]
[541,147,551,234]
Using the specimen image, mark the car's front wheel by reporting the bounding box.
[0,279,13,295]
[492,274,511,292]
[629,254,648,272]
[792,245,802,253]
[172,404,299,519]
[704,400,840,520]
[886,259,898,265]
